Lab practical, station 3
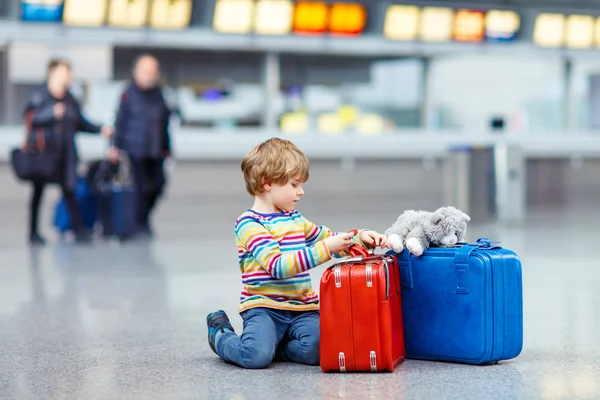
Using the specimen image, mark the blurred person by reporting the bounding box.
[25,59,113,246]
[205,138,388,369]
[113,54,171,237]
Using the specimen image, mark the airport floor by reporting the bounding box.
[0,160,598,400]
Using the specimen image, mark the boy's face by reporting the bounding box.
[265,177,305,212]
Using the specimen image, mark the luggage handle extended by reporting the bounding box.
[398,237,501,294]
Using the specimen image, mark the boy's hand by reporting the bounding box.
[323,232,354,255]
[361,230,387,248]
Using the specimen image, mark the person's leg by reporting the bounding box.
[141,159,166,234]
[129,156,148,231]
[207,308,287,369]
[29,181,46,244]
[278,311,320,365]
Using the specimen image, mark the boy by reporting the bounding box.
[206,138,387,369]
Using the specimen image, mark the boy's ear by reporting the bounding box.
[263,180,272,192]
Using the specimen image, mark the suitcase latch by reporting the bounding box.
[365,264,373,287]
[370,351,377,371]
[334,266,342,288]
[339,352,346,372]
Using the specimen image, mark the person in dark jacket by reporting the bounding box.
[26,59,113,245]
[113,54,171,236]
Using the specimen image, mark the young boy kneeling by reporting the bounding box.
[206,138,387,369]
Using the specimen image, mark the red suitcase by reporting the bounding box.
[320,243,405,372]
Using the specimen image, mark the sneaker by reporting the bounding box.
[206,310,235,355]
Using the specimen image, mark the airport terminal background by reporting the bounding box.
[0,0,600,399]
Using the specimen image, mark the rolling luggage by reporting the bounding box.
[93,155,137,240]
[53,176,98,234]
[320,241,405,372]
[390,238,523,365]
[21,0,64,22]
[149,0,192,29]
[62,0,107,27]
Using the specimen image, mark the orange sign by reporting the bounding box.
[454,9,485,42]
[293,1,328,34]
[329,3,366,35]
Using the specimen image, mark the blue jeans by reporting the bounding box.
[216,307,320,369]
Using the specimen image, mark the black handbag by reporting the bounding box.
[10,110,60,183]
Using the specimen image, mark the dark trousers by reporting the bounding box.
[130,157,165,229]
[30,182,83,235]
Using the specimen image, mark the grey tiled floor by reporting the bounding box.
[0,161,598,400]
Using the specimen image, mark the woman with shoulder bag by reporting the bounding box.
[26,58,113,245]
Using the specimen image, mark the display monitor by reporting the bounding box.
[419,7,453,42]
[253,0,293,35]
[383,5,419,41]
[453,8,485,42]
[485,10,520,41]
[328,3,366,35]
[213,0,254,34]
[565,14,594,48]
[293,1,328,34]
[533,13,565,47]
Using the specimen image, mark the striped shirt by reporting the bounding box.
[234,209,364,312]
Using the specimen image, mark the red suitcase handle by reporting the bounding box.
[346,229,371,257]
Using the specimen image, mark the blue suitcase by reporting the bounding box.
[97,183,137,240]
[389,238,523,364]
[92,157,137,240]
[53,176,98,233]
[21,0,64,22]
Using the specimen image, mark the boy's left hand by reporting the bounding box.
[360,230,387,248]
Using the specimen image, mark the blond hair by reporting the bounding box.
[241,138,310,196]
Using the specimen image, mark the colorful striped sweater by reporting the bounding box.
[234,209,365,312]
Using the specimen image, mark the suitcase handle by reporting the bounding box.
[348,244,370,258]
[346,229,373,258]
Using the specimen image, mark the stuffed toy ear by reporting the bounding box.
[431,212,444,225]
[461,212,471,222]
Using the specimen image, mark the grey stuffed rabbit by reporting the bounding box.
[385,206,471,256]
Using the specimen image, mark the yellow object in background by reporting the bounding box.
[565,14,594,49]
[63,0,108,27]
[317,113,343,135]
[533,13,565,47]
[485,10,520,40]
[329,3,366,35]
[213,0,254,34]
[337,105,359,126]
[384,5,419,41]
[108,0,149,28]
[149,0,192,29]
[453,9,485,42]
[419,7,453,42]
[253,0,293,35]
[281,112,309,135]
[356,114,384,136]
[293,1,328,34]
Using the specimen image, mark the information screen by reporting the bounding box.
[213,0,253,34]
[253,0,293,35]
[383,5,419,40]
[485,10,520,41]
[453,9,485,42]
[565,14,594,48]
[329,3,366,35]
[419,7,453,42]
[533,13,565,47]
[293,1,328,34]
